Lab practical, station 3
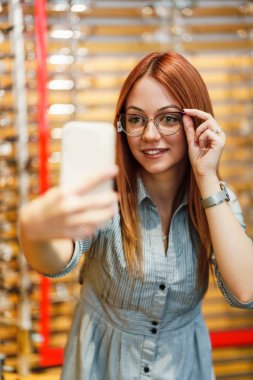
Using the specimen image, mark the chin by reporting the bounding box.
[141,163,172,175]
[141,158,187,176]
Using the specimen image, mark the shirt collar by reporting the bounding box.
[137,177,152,205]
[137,176,188,209]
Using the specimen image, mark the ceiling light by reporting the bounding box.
[48,54,75,65]
[49,104,75,115]
[71,0,93,13]
[48,80,75,91]
[71,4,89,12]
[50,29,73,39]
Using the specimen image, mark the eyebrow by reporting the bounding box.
[126,105,183,113]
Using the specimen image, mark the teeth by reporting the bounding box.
[145,149,164,155]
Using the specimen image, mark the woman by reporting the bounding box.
[19,52,253,380]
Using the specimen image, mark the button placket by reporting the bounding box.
[149,281,167,329]
[140,336,156,379]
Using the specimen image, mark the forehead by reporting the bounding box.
[126,76,179,111]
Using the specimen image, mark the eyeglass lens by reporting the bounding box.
[119,111,183,136]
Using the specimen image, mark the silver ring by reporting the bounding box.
[215,127,222,134]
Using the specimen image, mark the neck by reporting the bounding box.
[141,166,187,208]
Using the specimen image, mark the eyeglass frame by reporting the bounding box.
[117,110,185,137]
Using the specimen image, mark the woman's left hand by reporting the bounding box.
[183,108,225,180]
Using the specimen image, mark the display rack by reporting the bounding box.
[8,0,31,375]
[0,1,252,378]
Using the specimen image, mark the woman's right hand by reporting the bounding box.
[19,165,118,241]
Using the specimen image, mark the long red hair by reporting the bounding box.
[114,51,215,287]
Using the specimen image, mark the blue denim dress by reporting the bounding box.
[47,180,252,380]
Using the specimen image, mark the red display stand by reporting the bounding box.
[34,0,63,366]
[211,329,253,348]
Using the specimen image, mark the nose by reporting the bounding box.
[142,120,161,140]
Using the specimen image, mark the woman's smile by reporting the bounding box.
[141,148,169,158]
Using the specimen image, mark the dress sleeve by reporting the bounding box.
[43,237,93,279]
[43,216,115,279]
[211,187,253,309]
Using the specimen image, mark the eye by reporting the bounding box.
[159,113,181,125]
[127,115,144,125]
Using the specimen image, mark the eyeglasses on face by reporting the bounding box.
[117,111,184,137]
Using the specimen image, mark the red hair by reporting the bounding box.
[114,51,215,287]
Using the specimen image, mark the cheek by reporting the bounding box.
[127,136,139,155]
[170,130,188,153]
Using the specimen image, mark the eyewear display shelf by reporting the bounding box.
[0,1,252,379]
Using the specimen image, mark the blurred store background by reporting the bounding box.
[0,0,252,379]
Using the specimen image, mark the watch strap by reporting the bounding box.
[201,182,230,209]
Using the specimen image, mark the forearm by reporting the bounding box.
[198,176,253,302]
[18,211,74,275]
[183,109,253,303]
[17,168,118,275]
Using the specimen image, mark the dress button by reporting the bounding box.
[144,366,150,373]
[159,283,166,290]
[151,321,158,326]
[151,327,157,334]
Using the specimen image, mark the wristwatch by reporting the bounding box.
[201,182,230,209]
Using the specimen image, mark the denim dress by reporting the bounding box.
[47,180,252,380]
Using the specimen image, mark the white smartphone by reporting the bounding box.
[60,121,116,193]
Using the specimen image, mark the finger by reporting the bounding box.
[183,114,196,146]
[198,129,224,150]
[66,205,117,229]
[183,108,213,121]
[60,191,118,215]
[66,165,119,196]
[61,226,94,240]
[194,119,220,142]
